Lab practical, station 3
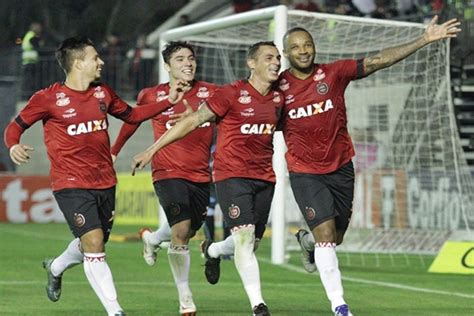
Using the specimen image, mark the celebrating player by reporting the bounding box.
[131,41,284,316]
[111,41,217,316]
[279,16,461,316]
[3,36,187,316]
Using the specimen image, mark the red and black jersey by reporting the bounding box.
[279,60,364,174]
[207,80,284,183]
[112,81,217,183]
[4,82,173,191]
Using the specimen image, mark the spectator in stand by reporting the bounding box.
[178,14,191,26]
[352,0,376,16]
[126,34,156,98]
[233,0,253,13]
[295,0,321,12]
[21,22,44,99]
[100,34,124,89]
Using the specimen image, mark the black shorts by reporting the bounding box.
[215,178,275,239]
[53,186,116,242]
[154,179,210,231]
[289,161,355,231]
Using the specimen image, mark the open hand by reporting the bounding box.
[424,15,461,43]
[168,99,194,125]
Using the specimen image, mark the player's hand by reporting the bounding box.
[111,154,117,163]
[9,144,34,165]
[131,150,153,176]
[168,79,191,105]
[424,15,461,43]
[168,99,194,125]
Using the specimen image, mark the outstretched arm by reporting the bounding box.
[131,101,216,175]
[363,15,461,76]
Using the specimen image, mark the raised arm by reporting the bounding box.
[363,15,461,76]
[131,101,216,175]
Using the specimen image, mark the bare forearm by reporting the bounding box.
[144,114,200,155]
[364,35,429,76]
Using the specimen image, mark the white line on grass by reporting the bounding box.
[258,258,474,299]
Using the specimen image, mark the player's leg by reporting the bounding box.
[217,178,271,315]
[158,179,209,315]
[85,186,124,316]
[290,172,351,316]
[139,206,171,266]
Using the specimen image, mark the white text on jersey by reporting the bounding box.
[240,124,275,135]
[288,99,334,119]
[67,120,107,135]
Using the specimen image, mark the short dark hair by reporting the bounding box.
[161,41,195,64]
[247,41,277,60]
[56,36,94,74]
[282,27,314,50]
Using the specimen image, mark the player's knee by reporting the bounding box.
[80,230,105,252]
[314,225,336,242]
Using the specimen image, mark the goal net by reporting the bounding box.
[159,5,474,263]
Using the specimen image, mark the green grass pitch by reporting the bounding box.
[0,223,472,315]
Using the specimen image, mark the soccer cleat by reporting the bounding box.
[42,258,62,302]
[200,240,221,285]
[253,303,271,316]
[295,229,317,273]
[179,296,197,316]
[334,304,353,316]
[139,228,160,266]
[114,311,126,316]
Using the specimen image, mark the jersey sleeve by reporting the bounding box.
[3,93,49,148]
[105,85,173,123]
[206,86,231,118]
[333,59,365,81]
[110,88,156,156]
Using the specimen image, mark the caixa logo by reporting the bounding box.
[67,119,107,135]
[240,123,275,135]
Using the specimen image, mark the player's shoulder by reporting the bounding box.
[28,82,62,103]
[325,59,357,70]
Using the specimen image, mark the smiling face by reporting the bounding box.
[283,30,316,74]
[248,45,281,84]
[78,45,104,81]
[165,47,196,83]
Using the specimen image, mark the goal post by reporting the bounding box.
[158,5,474,264]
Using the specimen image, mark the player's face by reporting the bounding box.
[284,31,316,72]
[167,48,196,82]
[79,46,104,81]
[251,45,281,83]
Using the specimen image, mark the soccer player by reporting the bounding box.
[131,41,284,316]
[3,36,188,316]
[111,41,217,315]
[279,16,460,316]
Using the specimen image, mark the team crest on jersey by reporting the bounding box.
[279,78,290,91]
[62,108,77,119]
[99,101,107,113]
[93,86,105,99]
[238,90,251,104]
[316,82,329,95]
[285,94,295,105]
[74,213,85,227]
[305,206,316,220]
[196,87,209,98]
[156,90,168,102]
[240,108,255,117]
[56,92,70,107]
[272,92,281,103]
[169,203,181,216]
[228,204,241,219]
[313,68,326,81]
